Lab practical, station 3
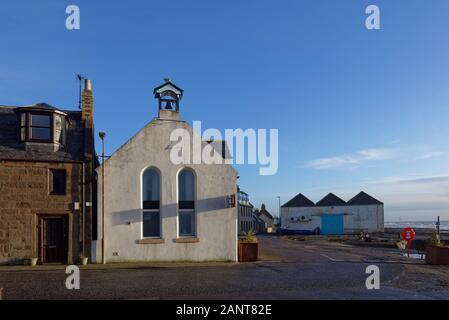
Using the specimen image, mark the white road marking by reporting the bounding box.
[321,254,344,262]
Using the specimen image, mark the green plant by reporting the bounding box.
[241,230,258,243]
[428,231,442,247]
[396,239,407,250]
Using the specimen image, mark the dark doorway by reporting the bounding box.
[38,215,68,264]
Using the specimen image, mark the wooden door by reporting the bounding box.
[39,215,68,264]
[321,214,344,235]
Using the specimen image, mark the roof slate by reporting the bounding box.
[316,193,347,207]
[347,191,383,205]
[282,193,315,208]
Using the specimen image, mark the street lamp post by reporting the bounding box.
[99,131,106,265]
[437,216,440,237]
[276,196,281,227]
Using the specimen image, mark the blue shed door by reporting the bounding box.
[321,214,344,235]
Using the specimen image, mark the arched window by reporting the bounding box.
[142,168,161,237]
[178,169,195,237]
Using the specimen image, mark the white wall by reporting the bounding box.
[95,116,238,262]
[281,205,384,233]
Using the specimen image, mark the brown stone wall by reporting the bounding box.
[0,161,83,264]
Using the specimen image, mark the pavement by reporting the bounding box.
[0,235,448,300]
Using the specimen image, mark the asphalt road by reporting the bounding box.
[0,235,448,300]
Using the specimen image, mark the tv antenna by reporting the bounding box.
[76,74,86,109]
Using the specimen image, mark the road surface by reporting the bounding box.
[0,235,448,300]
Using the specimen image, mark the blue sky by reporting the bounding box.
[1,0,449,221]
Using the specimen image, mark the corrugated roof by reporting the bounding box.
[282,193,315,208]
[347,191,383,205]
[316,193,347,207]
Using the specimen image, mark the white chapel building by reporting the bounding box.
[93,80,238,262]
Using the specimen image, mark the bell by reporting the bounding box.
[165,100,173,110]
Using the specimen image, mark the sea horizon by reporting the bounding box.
[385,220,449,230]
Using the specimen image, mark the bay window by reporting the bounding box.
[18,111,67,144]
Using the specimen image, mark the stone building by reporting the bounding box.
[280,192,384,235]
[254,204,275,232]
[93,79,238,263]
[237,188,263,235]
[0,80,97,264]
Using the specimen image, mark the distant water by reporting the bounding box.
[385,221,449,231]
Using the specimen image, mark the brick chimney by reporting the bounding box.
[82,79,93,121]
[81,78,96,258]
[81,79,94,156]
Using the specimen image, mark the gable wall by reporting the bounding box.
[95,119,238,262]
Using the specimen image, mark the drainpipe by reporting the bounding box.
[102,153,105,264]
[276,196,281,227]
[82,162,86,258]
[99,132,106,264]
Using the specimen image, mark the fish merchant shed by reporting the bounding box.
[280,192,384,235]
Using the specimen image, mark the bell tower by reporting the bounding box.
[153,78,183,115]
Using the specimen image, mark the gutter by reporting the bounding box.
[0,158,85,164]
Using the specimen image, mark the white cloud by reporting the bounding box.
[311,173,449,221]
[374,177,449,221]
[366,173,449,185]
[305,148,394,170]
[305,146,447,170]
[300,145,449,219]
[361,174,449,219]
[416,151,445,160]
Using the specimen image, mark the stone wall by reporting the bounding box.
[0,161,83,264]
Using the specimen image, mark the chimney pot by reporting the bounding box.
[85,79,92,91]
